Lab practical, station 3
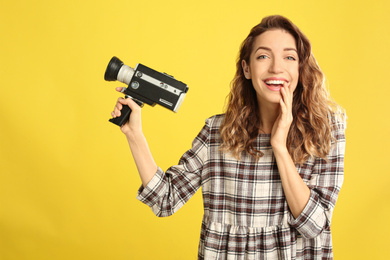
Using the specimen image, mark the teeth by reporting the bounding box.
[265,80,285,85]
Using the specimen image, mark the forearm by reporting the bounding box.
[126,130,158,188]
[273,146,310,218]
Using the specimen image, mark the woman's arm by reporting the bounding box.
[112,88,209,217]
[136,117,211,217]
[112,87,157,187]
[271,84,345,239]
[270,83,310,218]
[272,146,310,218]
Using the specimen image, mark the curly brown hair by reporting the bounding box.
[219,15,345,164]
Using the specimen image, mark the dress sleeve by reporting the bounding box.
[288,117,346,239]
[136,118,211,217]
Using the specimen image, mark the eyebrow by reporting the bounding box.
[254,46,298,53]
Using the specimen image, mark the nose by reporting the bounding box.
[268,58,283,74]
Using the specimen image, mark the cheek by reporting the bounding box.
[292,68,299,85]
[290,72,299,92]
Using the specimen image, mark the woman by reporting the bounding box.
[112,15,346,260]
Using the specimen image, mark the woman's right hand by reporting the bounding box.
[111,87,143,137]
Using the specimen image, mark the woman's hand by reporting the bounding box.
[271,82,294,150]
[111,87,143,137]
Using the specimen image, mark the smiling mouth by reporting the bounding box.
[264,79,286,86]
[263,79,286,91]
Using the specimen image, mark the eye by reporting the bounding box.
[286,56,297,61]
[257,55,268,60]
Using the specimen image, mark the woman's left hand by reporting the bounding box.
[270,82,294,149]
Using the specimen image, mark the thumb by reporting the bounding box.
[115,87,126,93]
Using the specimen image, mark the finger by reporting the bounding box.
[120,97,142,112]
[115,87,126,93]
[113,97,142,121]
[282,83,294,122]
[113,106,121,117]
[285,81,292,94]
[287,82,294,103]
[112,97,124,117]
[282,82,292,107]
[280,86,289,106]
[285,82,292,96]
[279,97,287,116]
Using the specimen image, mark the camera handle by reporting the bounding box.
[109,96,144,126]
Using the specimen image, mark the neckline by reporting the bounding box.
[258,133,271,137]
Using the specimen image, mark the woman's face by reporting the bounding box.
[242,29,299,107]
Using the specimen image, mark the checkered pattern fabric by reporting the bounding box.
[137,114,345,259]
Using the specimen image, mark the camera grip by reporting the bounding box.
[109,104,131,126]
[109,98,143,126]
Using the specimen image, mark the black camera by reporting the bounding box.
[104,56,189,126]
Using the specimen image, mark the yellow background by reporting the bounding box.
[0,0,389,259]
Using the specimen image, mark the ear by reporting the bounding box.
[241,60,251,79]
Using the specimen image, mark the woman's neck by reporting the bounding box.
[258,102,280,134]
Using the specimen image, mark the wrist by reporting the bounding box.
[271,144,289,155]
[270,138,287,149]
[125,128,144,143]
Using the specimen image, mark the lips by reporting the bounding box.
[263,77,288,91]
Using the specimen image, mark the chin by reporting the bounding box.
[257,94,282,106]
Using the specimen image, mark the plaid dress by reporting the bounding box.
[137,114,345,259]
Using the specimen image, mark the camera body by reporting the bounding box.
[104,56,189,126]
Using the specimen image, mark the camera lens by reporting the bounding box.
[104,56,123,81]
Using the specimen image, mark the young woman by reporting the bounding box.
[111,15,346,260]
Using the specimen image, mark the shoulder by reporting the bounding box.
[191,114,225,147]
[329,110,347,144]
[199,114,225,143]
[204,114,225,129]
[330,111,347,130]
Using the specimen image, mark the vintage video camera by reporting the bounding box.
[104,56,189,126]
